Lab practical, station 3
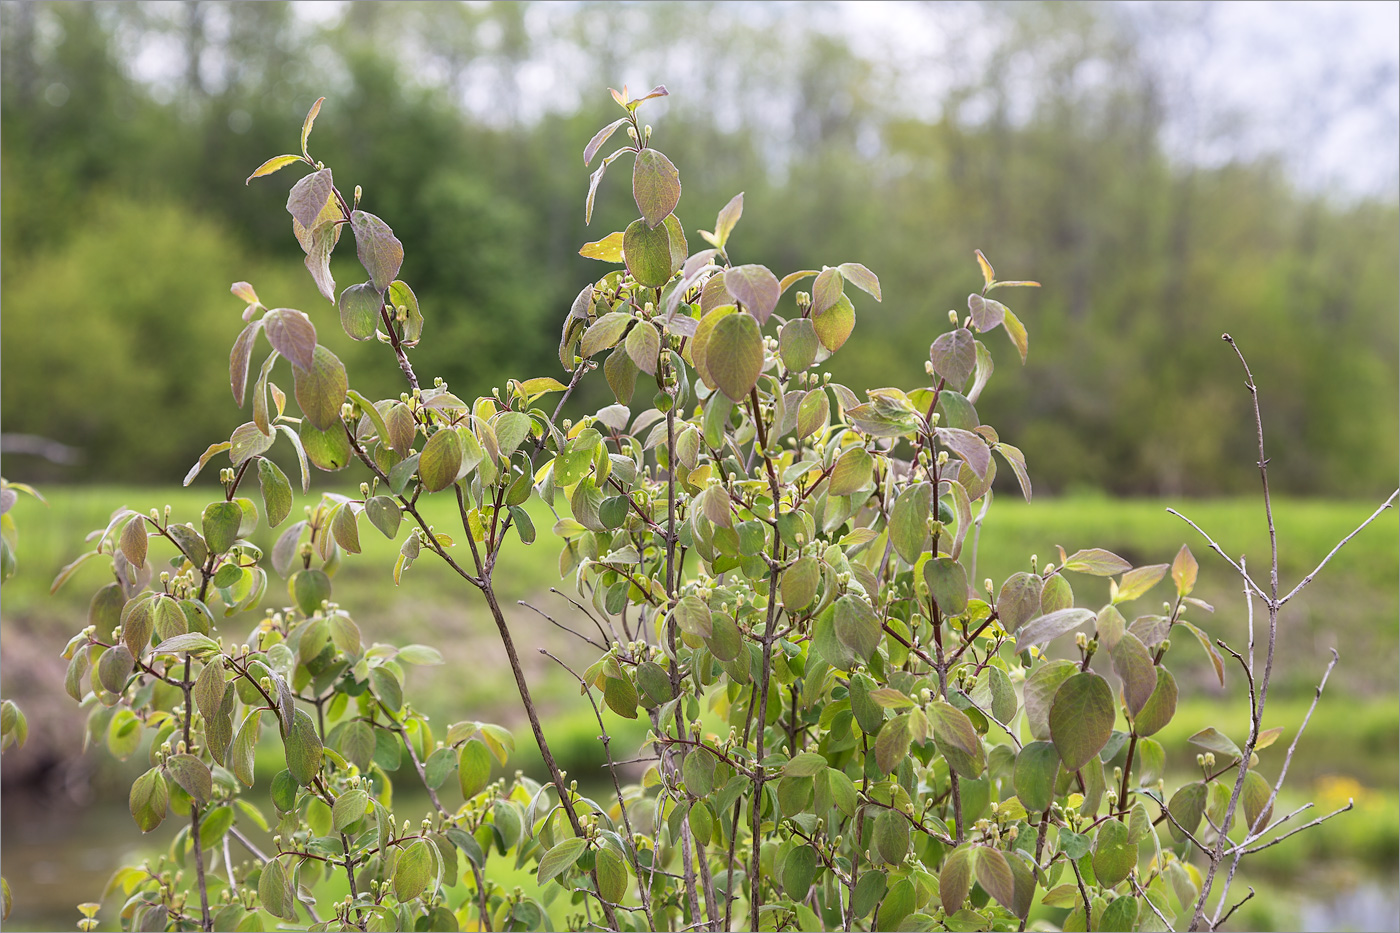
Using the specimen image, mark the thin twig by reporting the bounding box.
[1242,801,1353,855]
[1215,887,1255,928]
[520,599,607,650]
[1278,490,1398,607]
[1132,875,1175,931]
[1165,509,1270,603]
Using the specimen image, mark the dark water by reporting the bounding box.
[3,787,1395,932]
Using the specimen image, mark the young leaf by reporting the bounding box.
[930,327,976,387]
[579,231,626,262]
[813,295,856,352]
[837,262,881,301]
[1111,631,1159,717]
[300,97,325,158]
[1172,544,1198,597]
[262,308,317,371]
[229,319,263,408]
[339,282,382,341]
[537,837,587,885]
[246,154,303,185]
[129,768,169,833]
[1048,672,1114,770]
[724,264,780,325]
[351,211,404,293]
[622,218,673,288]
[286,168,334,229]
[293,345,348,432]
[583,117,629,166]
[707,311,763,402]
[633,148,681,228]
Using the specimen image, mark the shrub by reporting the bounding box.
[8,89,1395,933]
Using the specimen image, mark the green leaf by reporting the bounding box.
[812,295,855,352]
[202,501,242,554]
[419,429,464,493]
[394,839,435,902]
[459,740,492,799]
[365,496,402,539]
[1049,672,1115,771]
[604,675,639,719]
[595,845,628,903]
[632,149,681,228]
[284,708,322,786]
[706,311,764,402]
[929,700,985,777]
[704,611,743,662]
[924,557,969,617]
[263,308,317,371]
[371,666,403,713]
[852,870,886,919]
[229,710,261,787]
[1243,770,1274,832]
[889,483,931,564]
[834,594,881,664]
[673,595,713,639]
[625,319,661,375]
[783,752,829,778]
[1179,620,1225,687]
[293,345,348,432]
[1014,741,1060,813]
[339,282,382,341]
[1062,548,1132,576]
[779,318,820,372]
[1167,782,1207,843]
[538,837,587,885]
[988,666,1018,723]
[350,211,403,292]
[333,788,369,832]
[781,556,820,612]
[129,768,169,832]
[165,753,212,806]
[339,721,374,771]
[997,572,1042,632]
[259,856,298,922]
[837,262,881,301]
[682,746,716,796]
[873,808,909,864]
[724,264,780,325]
[940,845,974,914]
[874,714,912,775]
[292,568,331,616]
[782,843,818,898]
[1092,819,1135,887]
[975,845,1016,911]
[623,217,673,287]
[797,388,829,439]
[1133,666,1178,737]
[1111,632,1158,717]
[1099,896,1138,932]
[258,458,293,528]
[1188,727,1241,760]
[828,446,873,496]
[330,502,360,554]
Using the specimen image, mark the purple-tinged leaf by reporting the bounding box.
[1049,672,1114,771]
[229,320,263,408]
[263,308,317,371]
[350,211,403,293]
[725,264,780,325]
[293,345,348,432]
[968,293,1007,332]
[811,268,844,316]
[1014,608,1095,655]
[936,427,991,478]
[584,117,629,166]
[930,327,976,387]
[302,221,339,303]
[838,262,881,301]
[1115,563,1170,604]
[994,442,1032,501]
[229,422,274,467]
[286,168,334,229]
[185,442,232,487]
[1062,547,1131,576]
[633,149,681,228]
[1111,631,1158,717]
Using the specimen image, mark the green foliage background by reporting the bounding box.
[2,1,1396,496]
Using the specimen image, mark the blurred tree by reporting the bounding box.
[1,0,1394,493]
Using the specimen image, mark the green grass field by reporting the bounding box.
[2,487,1395,930]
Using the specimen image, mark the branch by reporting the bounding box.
[1242,801,1353,855]
[1131,875,1175,931]
[1165,509,1271,603]
[1279,490,1398,607]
